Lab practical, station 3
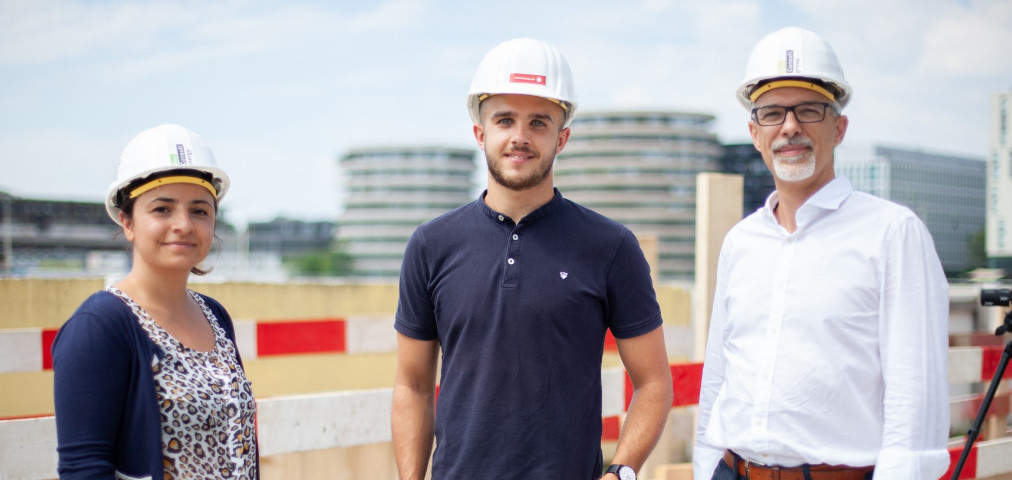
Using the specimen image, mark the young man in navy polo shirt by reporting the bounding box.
[392,38,673,480]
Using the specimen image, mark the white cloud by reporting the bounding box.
[0,1,198,65]
[0,0,1005,224]
[917,1,1012,78]
[0,0,428,67]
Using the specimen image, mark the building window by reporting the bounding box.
[1009,150,1012,180]
[1001,95,1008,146]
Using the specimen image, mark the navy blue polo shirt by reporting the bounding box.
[396,189,663,479]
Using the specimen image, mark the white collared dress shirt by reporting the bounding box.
[694,176,950,480]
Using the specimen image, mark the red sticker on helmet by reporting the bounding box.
[509,73,546,85]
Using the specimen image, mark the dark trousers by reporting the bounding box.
[709,457,750,480]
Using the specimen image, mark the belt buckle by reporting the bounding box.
[745,460,780,480]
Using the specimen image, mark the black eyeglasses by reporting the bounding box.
[751,102,838,126]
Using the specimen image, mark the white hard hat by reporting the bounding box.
[105,124,229,225]
[736,27,852,110]
[467,38,578,128]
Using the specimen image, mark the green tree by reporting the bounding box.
[285,242,354,277]
[967,226,988,271]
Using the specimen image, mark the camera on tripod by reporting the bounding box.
[981,288,1012,307]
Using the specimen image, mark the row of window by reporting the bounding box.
[571,114,713,129]
[569,134,718,145]
[341,152,474,163]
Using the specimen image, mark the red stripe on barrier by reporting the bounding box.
[623,362,704,410]
[256,319,346,356]
[602,416,620,441]
[980,345,1012,381]
[0,413,54,421]
[946,443,976,479]
[604,331,618,351]
[41,329,58,370]
[672,363,703,407]
[970,392,1012,423]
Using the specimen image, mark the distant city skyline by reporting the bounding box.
[1,0,1007,227]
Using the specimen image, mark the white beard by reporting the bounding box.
[773,153,816,182]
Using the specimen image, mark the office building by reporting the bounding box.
[836,144,985,274]
[0,190,250,276]
[555,111,723,281]
[0,191,127,274]
[987,91,1012,271]
[248,217,336,256]
[336,146,476,278]
[720,143,776,216]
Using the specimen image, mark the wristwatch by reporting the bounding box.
[605,464,636,480]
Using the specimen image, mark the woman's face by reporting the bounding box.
[120,182,216,274]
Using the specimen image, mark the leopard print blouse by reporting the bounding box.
[108,287,257,479]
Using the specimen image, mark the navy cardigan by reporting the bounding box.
[52,290,258,480]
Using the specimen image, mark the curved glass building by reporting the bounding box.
[337,146,476,278]
[555,111,722,281]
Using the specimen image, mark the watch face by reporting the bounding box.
[617,465,636,480]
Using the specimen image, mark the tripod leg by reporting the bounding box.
[951,340,1012,480]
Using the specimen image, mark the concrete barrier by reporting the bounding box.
[0,363,675,479]
[4,348,1010,479]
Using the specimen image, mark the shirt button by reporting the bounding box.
[507,258,515,265]
[498,215,505,221]
[512,234,519,240]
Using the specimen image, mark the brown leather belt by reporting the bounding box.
[723,450,874,480]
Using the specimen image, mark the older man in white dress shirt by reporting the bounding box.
[693,27,950,480]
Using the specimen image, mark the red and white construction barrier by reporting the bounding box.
[946,437,1012,479]
[0,316,399,375]
[0,363,685,479]
[4,338,1012,479]
[0,317,672,373]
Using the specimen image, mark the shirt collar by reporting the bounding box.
[763,176,854,228]
[476,188,563,226]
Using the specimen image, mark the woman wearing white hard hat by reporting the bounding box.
[52,124,258,479]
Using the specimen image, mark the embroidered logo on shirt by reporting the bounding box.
[560,272,568,279]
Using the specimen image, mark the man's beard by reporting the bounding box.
[771,137,816,182]
[486,149,555,191]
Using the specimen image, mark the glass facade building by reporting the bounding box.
[336,146,476,278]
[555,111,722,281]
[835,144,985,273]
[720,143,776,217]
[987,91,1012,270]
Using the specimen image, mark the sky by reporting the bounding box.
[1,0,1010,228]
